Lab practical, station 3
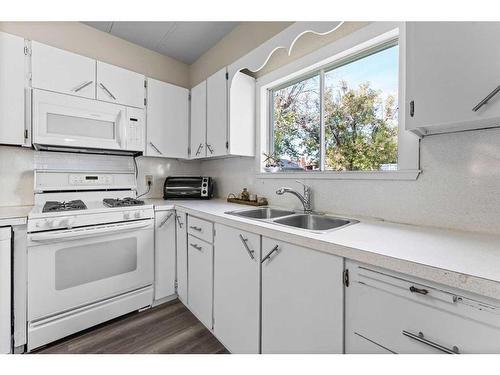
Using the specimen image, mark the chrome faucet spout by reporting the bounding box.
[275,181,312,213]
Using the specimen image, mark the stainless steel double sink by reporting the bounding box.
[225,207,358,233]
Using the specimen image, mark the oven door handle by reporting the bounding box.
[29,220,152,243]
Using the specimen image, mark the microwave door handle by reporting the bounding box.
[117,109,125,149]
[29,220,151,243]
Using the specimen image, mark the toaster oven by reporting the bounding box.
[163,177,214,199]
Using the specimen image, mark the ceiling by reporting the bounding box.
[83,22,239,64]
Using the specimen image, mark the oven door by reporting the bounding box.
[27,219,154,321]
[32,89,127,152]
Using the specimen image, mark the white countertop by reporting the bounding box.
[146,198,500,300]
[0,205,32,226]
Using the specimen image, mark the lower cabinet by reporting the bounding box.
[175,212,188,304]
[213,224,260,353]
[187,234,213,329]
[154,210,176,301]
[345,260,500,354]
[261,236,344,354]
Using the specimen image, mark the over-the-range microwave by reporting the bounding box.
[32,89,145,155]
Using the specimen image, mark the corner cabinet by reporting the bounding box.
[0,31,29,146]
[213,224,260,354]
[175,212,188,304]
[261,237,344,354]
[146,78,189,158]
[154,210,176,301]
[405,22,500,136]
[189,68,255,159]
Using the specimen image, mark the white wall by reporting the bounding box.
[201,128,500,235]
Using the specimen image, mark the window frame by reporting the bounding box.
[269,39,399,173]
[257,22,420,181]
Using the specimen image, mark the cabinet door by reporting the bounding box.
[261,237,344,353]
[146,78,189,158]
[175,212,188,304]
[31,41,96,99]
[190,80,207,159]
[154,210,176,301]
[0,32,27,146]
[228,71,255,156]
[206,67,227,157]
[406,22,500,135]
[213,224,260,354]
[187,235,213,329]
[97,61,145,108]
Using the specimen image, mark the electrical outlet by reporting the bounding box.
[145,175,153,186]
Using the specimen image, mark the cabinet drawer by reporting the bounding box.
[346,262,500,354]
[187,216,213,243]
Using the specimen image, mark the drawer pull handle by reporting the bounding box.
[189,226,202,232]
[409,286,429,295]
[261,245,279,263]
[402,330,459,354]
[238,234,255,260]
[190,243,202,251]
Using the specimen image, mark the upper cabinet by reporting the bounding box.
[96,61,145,108]
[146,78,189,158]
[206,67,228,157]
[190,80,207,159]
[31,41,96,99]
[189,68,255,160]
[0,31,29,146]
[405,22,500,136]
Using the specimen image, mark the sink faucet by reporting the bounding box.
[276,180,312,213]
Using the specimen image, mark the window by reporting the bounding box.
[270,41,399,172]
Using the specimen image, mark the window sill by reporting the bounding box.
[256,169,421,181]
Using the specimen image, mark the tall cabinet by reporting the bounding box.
[0,31,29,146]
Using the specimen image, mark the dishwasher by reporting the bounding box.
[0,227,11,354]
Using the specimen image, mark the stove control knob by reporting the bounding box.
[51,219,61,228]
[134,211,141,219]
[124,212,131,220]
[35,221,44,228]
[66,217,76,228]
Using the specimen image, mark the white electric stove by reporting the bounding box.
[25,152,155,351]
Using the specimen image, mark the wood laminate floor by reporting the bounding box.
[34,299,229,354]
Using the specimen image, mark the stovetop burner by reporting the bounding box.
[103,197,145,208]
[42,200,87,213]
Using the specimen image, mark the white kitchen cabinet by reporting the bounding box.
[228,71,256,156]
[345,260,500,354]
[261,237,344,354]
[190,80,207,159]
[187,234,213,329]
[96,61,145,108]
[405,22,500,136]
[31,41,96,99]
[213,224,260,354]
[146,78,189,158]
[0,31,28,146]
[175,212,188,304]
[206,67,228,157]
[154,210,176,301]
[0,228,11,354]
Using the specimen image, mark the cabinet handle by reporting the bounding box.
[159,212,173,228]
[189,226,202,232]
[472,85,500,112]
[238,234,255,260]
[149,142,163,155]
[175,215,183,228]
[195,143,203,156]
[409,100,415,117]
[402,330,459,354]
[409,286,429,295]
[190,243,202,251]
[261,245,279,263]
[99,83,117,100]
[206,143,214,154]
[72,80,93,93]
